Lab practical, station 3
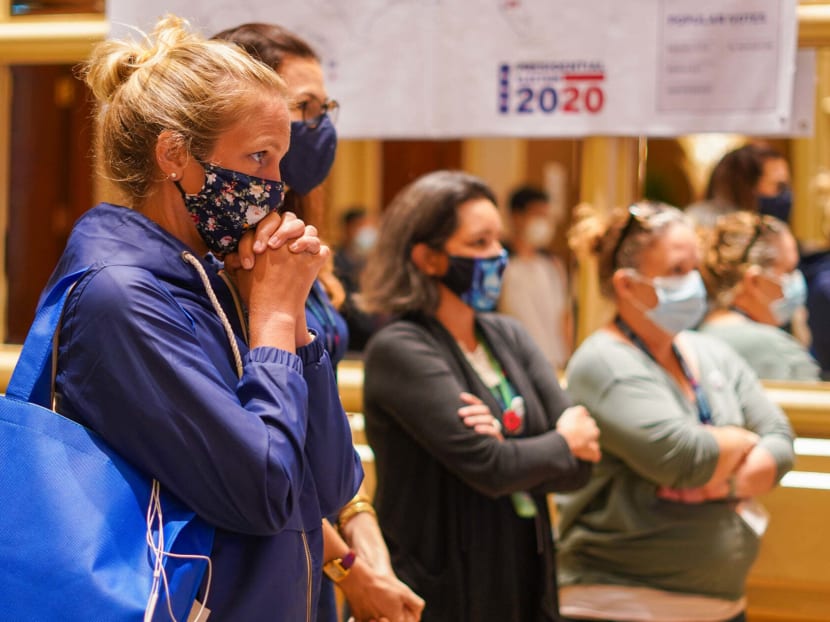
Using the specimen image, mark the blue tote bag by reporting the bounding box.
[0,269,215,621]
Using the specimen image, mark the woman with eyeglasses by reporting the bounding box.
[214,23,424,622]
[558,201,794,622]
[698,211,819,382]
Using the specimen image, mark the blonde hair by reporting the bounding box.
[568,201,690,298]
[700,211,789,308]
[80,15,287,205]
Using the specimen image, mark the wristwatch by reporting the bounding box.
[322,550,356,583]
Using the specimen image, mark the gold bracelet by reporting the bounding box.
[337,498,377,531]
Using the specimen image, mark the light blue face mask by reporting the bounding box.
[768,269,807,326]
[632,269,708,335]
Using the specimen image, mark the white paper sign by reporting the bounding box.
[107,0,800,139]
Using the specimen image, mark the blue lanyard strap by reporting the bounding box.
[614,316,713,425]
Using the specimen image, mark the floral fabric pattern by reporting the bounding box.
[176,162,284,256]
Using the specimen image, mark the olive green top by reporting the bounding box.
[558,329,795,601]
[698,319,820,382]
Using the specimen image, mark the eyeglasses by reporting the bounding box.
[295,94,339,129]
[738,218,767,264]
[611,202,664,270]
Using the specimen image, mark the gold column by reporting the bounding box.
[574,136,642,344]
[792,48,830,246]
[326,139,382,234]
[461,138,529,215]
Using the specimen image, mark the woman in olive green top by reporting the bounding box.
[559,202,795,622]
[698,211,819,381]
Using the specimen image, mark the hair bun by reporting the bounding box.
[568,202,608,258]
[81,15,192,103]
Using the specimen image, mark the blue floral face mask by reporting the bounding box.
[440,249,509,312]
[175,162,284,256]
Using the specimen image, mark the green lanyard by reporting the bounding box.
[477,336,537,519]
[479,338,516,411]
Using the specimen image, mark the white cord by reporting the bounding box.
[144,252,243,621]
[181,252,244,378]
[144,480,213,622]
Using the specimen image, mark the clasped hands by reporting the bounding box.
[222,211,328,349]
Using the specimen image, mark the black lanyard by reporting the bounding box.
[615,316,713,425]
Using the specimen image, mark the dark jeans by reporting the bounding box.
[561,613,746,622]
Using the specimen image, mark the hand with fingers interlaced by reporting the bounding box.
[223,211,329,351]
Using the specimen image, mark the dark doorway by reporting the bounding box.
[7,64,94,342]
[381,140,462,208]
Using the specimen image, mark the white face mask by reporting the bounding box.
[765,269,807,326]
[353,225,378,255]
[524,217,554,249]
[629,269,708,334]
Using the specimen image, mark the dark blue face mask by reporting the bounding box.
[440,250,509,312]
[758,188,792,223]
[279,115,338,196]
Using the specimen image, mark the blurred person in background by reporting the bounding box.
[334,206,383,352]
[498,185,573,374]
[798,168,830,380]
[686,143,792,229]
[698,211,819,382]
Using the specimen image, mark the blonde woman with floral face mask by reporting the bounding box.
[698,211,819,382]
[558,201,795,622]
[41,16,363,621]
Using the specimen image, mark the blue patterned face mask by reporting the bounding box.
[175,162,284,256]
[440,249,509,312]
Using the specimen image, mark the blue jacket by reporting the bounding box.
[43,203,363,621]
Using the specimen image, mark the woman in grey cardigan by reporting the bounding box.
[559,202,795,622]
[360,170,600,621]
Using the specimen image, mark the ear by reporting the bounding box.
[155,130,189,179]
[611,268,635,298]
[411,243,448,277]
[741,265,763,295]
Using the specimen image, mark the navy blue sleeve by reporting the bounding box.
[808,272,830,376]
[296,338,363,517]
[57,266,314,535]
